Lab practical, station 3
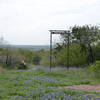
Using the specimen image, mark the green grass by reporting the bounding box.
[0,67,100,100]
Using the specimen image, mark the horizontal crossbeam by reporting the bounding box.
[49,30,70,34]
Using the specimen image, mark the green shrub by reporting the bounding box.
[90,61,100,78]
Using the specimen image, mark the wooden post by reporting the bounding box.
[67,33,70,69]
[50,33,52,71]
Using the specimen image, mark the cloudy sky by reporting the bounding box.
[0,0,100,45]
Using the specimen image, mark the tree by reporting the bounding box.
[72,25,100,64]
[54,25,100,67]
[0,36,20,68]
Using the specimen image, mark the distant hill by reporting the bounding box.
[11,45,50,50]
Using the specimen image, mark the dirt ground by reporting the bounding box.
[60,84,100,92]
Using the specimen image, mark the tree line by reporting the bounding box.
[0,25,100,69]
[52,25,100,67]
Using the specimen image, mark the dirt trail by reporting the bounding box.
[60,84,100,92]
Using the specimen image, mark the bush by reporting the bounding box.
[54,43,87,67]
[90,61,100,78]
[93,43,100,61]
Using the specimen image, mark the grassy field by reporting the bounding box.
[0,67,100,100]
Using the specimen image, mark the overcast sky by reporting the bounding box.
[0,0,100,45]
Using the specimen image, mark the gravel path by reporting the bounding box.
[61,84,100,92]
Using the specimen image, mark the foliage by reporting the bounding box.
[40,50,50,66]
[72,25,99,44]
[53,25,100,67]
[93,42,100,61]
[90,61,100,78]
[71,25,100,63]
[33,54,41,65]
[53,43,87,67]
[18,48,33,64]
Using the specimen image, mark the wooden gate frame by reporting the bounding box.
[49,30,70,70]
